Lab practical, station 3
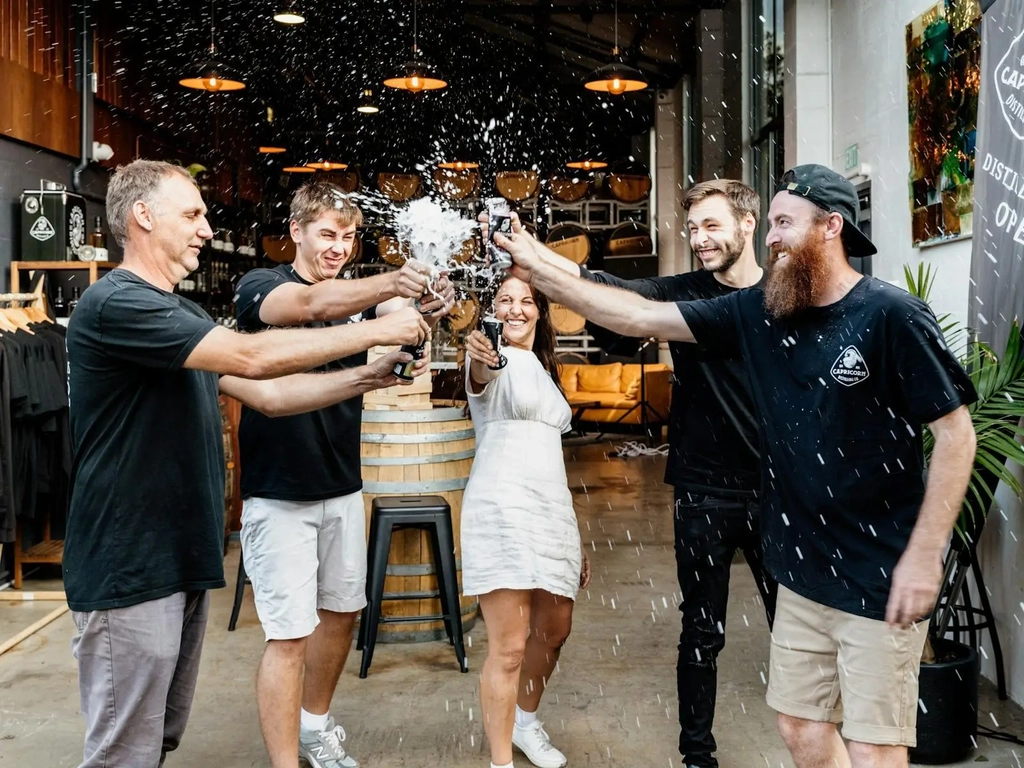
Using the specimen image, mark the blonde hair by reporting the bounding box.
[106,160,195,247]
[290,180,363,229]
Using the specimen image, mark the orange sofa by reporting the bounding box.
[558,362,672,425]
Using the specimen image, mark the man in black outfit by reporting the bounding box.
[497,165,978,768]
[63,160,430,768]
[509,180,776,768]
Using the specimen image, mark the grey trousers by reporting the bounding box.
[71,590,210,768]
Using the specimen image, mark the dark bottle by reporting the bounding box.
[393,342,425,381]
[52,286,66,317]
[67,286,81,315]
[89,216,106,249]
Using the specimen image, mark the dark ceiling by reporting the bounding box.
[114,0,724,173]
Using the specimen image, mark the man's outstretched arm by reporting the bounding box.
[495,230,695,343]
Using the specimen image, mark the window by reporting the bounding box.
[750,0,785,262]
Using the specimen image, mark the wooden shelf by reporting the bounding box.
[11,261,117,292]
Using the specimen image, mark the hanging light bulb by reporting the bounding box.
[583,1,647,95]
[180,0,245,91]
[273,2,305,24]
[356,89,379,114]
[383,1,447,91]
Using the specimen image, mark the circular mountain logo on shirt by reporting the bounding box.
[831,345,870,387]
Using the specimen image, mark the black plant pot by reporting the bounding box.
[910,638,979,764]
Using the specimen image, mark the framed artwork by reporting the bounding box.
[906,0,983,247]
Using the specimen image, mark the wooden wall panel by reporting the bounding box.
[2,0,262,204]
[0,57,77,156]
[1,0,75,84]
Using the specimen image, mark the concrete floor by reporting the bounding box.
[1,441,1022,768]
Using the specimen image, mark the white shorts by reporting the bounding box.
[240,491,367,641]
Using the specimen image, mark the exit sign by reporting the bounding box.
[845,144,859,171]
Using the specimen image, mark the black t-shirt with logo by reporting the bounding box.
[580,267,761,498]
[234,265,375,501]
[64,270,225,612]
[679,277,977,619]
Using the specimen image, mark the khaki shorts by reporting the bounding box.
[241,491,367,641]
[766,585,928,747]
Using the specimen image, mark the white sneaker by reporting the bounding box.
[299,717,359,768]
[512,720,567,768]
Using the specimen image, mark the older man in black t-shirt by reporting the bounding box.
[495,165,977,768]
[65,160,430,768]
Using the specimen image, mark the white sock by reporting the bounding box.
[514,705,537,727]
[300,708,330,733]
[490,762,514,768]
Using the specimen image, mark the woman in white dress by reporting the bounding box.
[462,275,591,768]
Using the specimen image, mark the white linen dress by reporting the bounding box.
[461,346,583,600]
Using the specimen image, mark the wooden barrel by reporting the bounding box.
[360,406,479,642]
[326,166,362,194]
[549,172,592,202]
[453,233,479,265]
[550,303,586,335]
[261,235,295,264]
[605,221,653,257]
[378,172,422,202]
[608,171,652,203]
[378,234,410,266]
[446,293,480,333]
[545,223,590,264]
[433,167,480,201]
[495,170,539,202]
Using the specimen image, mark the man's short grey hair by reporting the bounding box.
[106,160,195,247]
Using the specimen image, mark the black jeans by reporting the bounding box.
[673,491,777,767]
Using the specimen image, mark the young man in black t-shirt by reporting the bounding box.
[233,180,455,768]
[65,161,431,768]
[515,180,776,768]
[495,164,978,768]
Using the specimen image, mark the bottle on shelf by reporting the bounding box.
[67,286,81,315]
[89,216,106,250]
[52,286,66,318]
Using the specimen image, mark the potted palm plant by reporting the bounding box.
[903,263,1024,764]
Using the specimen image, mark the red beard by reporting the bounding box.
[763,234,831,319]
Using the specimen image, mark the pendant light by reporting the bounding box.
[438,160,479,170]
[566,159,608,171]
[305,161,349,171]
[383,0,447,92]
[273,1,305,25]
[282,166,315,173]
[259,146,287,154]
[180,0,245,92]
[584,0,646,96]
[356,89,380,114]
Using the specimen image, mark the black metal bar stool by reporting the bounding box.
[228,547,250,631]
[357,495,468,678]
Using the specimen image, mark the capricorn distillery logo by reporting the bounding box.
[831,346,870,387]
[996,31,1024,142]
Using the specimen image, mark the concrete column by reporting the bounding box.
[655,83,690,279]
[783,0,832,167]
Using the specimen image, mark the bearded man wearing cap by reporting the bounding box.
[492,164,978,768]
